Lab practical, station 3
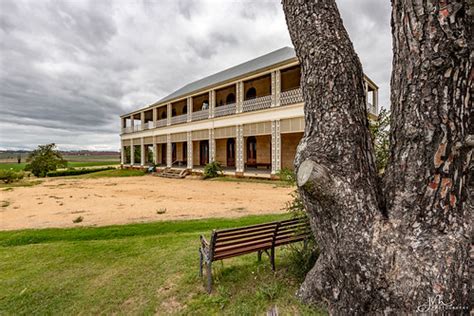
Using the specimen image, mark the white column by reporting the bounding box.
[130,138,135,165]
[236,81,244,113]
[275,70,281,107]
[130,115,134,131]
[152,108,157,128]
[120,141,125,165]
[374,88,379,115]
[140,137,145,166]
[209,128,215,162]
[271,120,281,175]
[152,136,158,164]
[187,132,193,169]
[166,134,172,167]
[187,97,192,122]
[209,90,215,118]
[140,112,145,131]
[167,103,172,126]
[236,125,244,173]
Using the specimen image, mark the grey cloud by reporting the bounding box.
[0,0,392,151]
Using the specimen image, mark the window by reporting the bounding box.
[182,105,187,114]
[245,87,256,100]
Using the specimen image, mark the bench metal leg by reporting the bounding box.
[257,250,262,261]
[199,250,203,277]
[206,261,213,293]
[270,247,275,271]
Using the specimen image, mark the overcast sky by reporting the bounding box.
[0,0,392,151]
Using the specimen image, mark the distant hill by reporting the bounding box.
[0,150,120,163]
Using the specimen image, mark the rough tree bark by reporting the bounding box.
[282,0,472,313]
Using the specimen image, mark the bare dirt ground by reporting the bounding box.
[0,176,293,230]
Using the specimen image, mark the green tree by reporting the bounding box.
[25,144,67,177]
[369,108,390,173]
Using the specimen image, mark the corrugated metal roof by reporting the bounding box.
[153,46,297,106]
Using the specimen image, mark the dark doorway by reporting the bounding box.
[200,140,209,165]
[172,143,177,163]
[161,144,167,165]
[226,138,235,167]
[246,136,257,167]
[183,142,188,162]
[245,87,257,100]
[226,93,236,104]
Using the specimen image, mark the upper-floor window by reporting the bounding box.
[202,100,209,110]
[245,87,257,100]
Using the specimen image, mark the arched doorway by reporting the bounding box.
[246,136,257,167]
[245,87,257,100]
[200,140,209,165]
[226,138,235,167]
[226,93,236,104]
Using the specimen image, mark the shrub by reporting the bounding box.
[46,167,115,177]
[25,143,67,177]
[369,108,391,173]
[0,169,25,183]
[281,168,319,279]
[203,161,223,179]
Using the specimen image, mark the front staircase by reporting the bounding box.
[155,168,190,179]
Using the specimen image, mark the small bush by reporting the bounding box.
[0,169,24,183]
[47,167,115,177]
[281,168,319,279]
[276,168,296,185]
[203,161,223,179]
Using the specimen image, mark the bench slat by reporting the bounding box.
[215,232,275,249]
[214,242,273,260]
[215,227,276,243]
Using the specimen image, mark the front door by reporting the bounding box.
[161,144,167,165]
[183,142,188,163]
[247,136,257,167]
[200,140,209,165]
[226,138,235,167]
[172,143,177,163]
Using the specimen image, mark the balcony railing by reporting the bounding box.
[280,88,303,106]
[192,109,209,121]
[171,114,187,125]
[143,121,154,130]
[122,127,133,134]
[133,125,141,132]
[214,103,236,118]
[156,118,167,127]
[242,95,272,112]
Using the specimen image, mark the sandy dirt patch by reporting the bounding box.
[0,176,292,230]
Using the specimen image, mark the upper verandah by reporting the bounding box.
[120,46,379,119]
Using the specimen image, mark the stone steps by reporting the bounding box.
[155,168,189,179]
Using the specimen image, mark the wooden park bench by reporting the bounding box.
[199,217,311,293]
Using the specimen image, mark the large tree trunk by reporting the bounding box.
[282,0,472,313]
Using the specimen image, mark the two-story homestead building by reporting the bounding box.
[120,47,379,178]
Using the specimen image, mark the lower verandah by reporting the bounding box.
[122,132,303,178]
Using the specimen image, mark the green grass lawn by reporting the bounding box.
[0,215,324,315]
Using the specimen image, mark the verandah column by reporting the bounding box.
[120,140,125,165]
[140,137,145,166]
[236,81,243,113]
[271,120,281,177]
[167,103,171,126]
[209,128,215,162]
[166,134,172,167]
[235,124,244,176]
[187,97,192,123]
[152,135,158,164]
[209,90,215,119]
[187,132,193,169]
[130,138,135,165]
